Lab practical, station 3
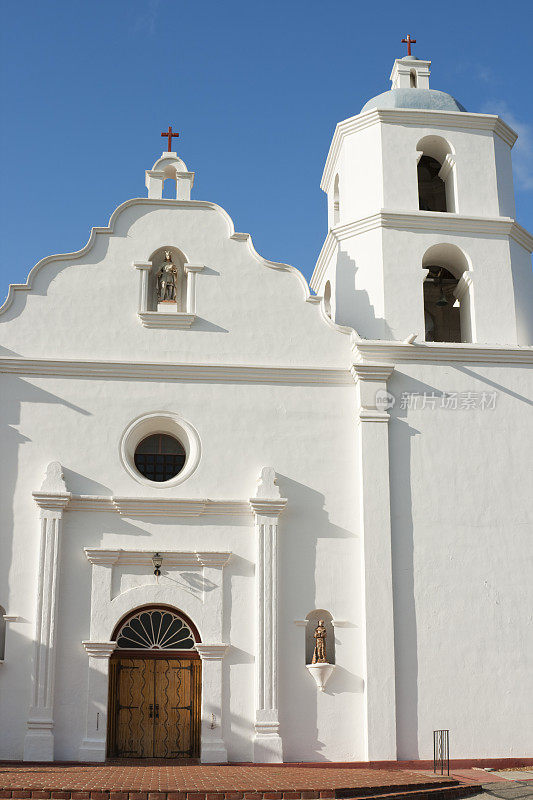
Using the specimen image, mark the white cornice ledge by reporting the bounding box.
[195,644,229,660]
[318,212,533,250]
[353,341,533,365]
[82,641,117,658]
[359,410,390,423]
[138,312,196,329]
[84,549,232,568]
[0,358,352,386]
[84,549,121,566]
[321,110,517,191]
[312,213,533,288]
[68,497,251,517]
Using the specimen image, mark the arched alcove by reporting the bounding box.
[324,281,332,318]
[416,135,456,213]
[410,69,417,88]
[0,606,5,661]
[147,245,187,311]
[333,174,340,226]
[305,609,335,665]
[422,243,473,342]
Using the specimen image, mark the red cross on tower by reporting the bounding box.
[401,34,416,56]
[161,125,179,152]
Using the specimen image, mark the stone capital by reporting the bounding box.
[351,363,395,424]
[195,644,229,661]
[82,641,118,659]
[32,492,71,512]
[249,498,287,517]
[350,363,394,384]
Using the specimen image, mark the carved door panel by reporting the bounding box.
[108,657,201,758]
[153,659,200,758]
[115,658,154,757]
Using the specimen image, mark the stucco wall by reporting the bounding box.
[388,362,533,758]
[1,189,532,762]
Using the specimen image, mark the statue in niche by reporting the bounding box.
[312,619,328,664]
[156,251,179,303]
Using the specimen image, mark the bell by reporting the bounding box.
[436,287,448,307]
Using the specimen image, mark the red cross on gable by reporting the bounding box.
[401,34,416,56]
[161,125,179,152]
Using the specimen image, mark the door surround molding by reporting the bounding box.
[79,548,231,763]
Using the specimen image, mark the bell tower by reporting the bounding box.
[312,48,533,346]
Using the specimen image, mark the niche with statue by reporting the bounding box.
[135,245,204,328]
[305,609,336,691]
[150,246,187,312]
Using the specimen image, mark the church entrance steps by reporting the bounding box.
[337,787,480,800]
[0,765,480,800]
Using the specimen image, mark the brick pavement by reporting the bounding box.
[0,764,479,800]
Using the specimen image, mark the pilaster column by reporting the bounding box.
[195,644,229,763]
[184,263,204,315]
[134,262,152,312]
[79,642,117,761]
[24,463,70,761]
[351,363,397,760]
[249,468,287,762]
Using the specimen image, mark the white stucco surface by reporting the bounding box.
[1,54,532,764]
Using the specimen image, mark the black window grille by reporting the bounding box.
[134,433,186,482]
[115,609,195,650]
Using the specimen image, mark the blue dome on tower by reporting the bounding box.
[361,88,467,114]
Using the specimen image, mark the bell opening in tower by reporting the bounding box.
[418,156,447,212]
[423,267,461,342]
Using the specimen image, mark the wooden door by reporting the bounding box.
[108,657,201,758]
[153,659,201,757]
[113,658,154,757]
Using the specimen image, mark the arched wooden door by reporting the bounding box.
[107,607,201,759]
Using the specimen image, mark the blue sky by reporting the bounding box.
[1,0,532,297]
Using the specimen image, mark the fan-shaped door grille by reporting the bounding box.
[115,609,196,650]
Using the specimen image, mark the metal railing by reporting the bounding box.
[433,729,450,775]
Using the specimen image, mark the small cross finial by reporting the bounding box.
[401,34,416,56]
[161,125,179,152]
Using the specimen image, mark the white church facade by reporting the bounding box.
[1,52,532,764]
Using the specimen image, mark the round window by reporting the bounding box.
[134,433,186,482]
[120,413,201,487]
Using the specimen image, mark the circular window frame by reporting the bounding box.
[120,412,201,487]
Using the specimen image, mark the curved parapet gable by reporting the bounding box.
[0,195,357,367]
[0,197,321,317]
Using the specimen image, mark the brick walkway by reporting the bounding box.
[0,764,476,800]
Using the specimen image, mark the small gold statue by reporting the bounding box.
[156,251,178,303]
[312,619,327,664]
